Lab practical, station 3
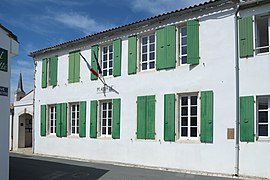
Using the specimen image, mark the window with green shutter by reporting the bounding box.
[68,51,80,83]
[128,36,137,75]
[91,45,99,80]
[137,95,156,140]
[240,96,254,142]
[113,39,122,77]
[200,91,214,143]
[187,20,200,65]
[49,56,58,87]
[90,100,98,138]
[79,101,86,138]
[56,103,67,138]
[112,99,121,139]
[164,94,175,141]
[239,16,254,58]
[40,105,46,136]
[41,58,47,88]
[156,25,176,70]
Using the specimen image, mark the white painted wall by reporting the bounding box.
[12,91,33,150]
[0,27,18,180]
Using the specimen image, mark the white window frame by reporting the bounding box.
[48,105,56,135]
[177,93,200,141]
[257,97,270,140]
[99,100,113,137]
[255,15,270,55]
[101,44,113,77]
[69,103,80,135]
[139,33,156,71]
[178,25,188,65]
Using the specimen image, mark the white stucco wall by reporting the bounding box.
[238,3,270,179]
[12,91,33,150]
[33,4,242,177]
[0,27,18,180]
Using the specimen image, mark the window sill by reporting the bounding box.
[176,139,200,144]
[97,136,112,140]
[256,137,270,142]
[68,134,80,139]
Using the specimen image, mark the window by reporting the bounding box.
[70,103,80,135]
[178,94,198,140]
[102,45,113,77]
[140,34,155,71]
[100,101,113,136]
[255,15,270,54]
[68,51,80,83]
[48,105,57,134]
[257,97,270,138]
[179,26,187,64]
[41,56,58,88]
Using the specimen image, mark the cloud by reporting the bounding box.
[52,12,114,35]
[131,0,209,15]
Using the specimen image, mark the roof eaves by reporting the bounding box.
[0,24,18,42]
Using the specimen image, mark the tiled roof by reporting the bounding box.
[0,24,18,42]
[29,0,233,57]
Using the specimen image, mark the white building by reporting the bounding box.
[0,24,19,180]
[10,73,33,151]
[29,0,270,179]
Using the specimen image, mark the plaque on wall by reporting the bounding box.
[0,86,8,96]
[0,48,8,72]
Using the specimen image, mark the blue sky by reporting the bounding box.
[0,0,207,102]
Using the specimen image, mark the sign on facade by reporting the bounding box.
[0,86,8,96]
[0,48,8,72]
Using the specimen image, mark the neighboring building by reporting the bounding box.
[10,73,33,151]
[0,24,19,180]
[29,0,270,179]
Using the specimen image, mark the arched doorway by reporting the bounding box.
[18,113,32,148]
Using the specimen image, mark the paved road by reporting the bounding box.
[10,153,235,180]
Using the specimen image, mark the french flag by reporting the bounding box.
[80,53,99,77]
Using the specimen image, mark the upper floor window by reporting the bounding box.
[68,51,80,83]
[102,45,113,77]
[41,56,58,88]
[179,26,187,65]
[140,34,156,71]
[256,15,270,54]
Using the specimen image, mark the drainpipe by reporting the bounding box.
[234,2,240,177]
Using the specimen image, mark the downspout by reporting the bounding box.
[234,2,240,177]
[32,57,36,154]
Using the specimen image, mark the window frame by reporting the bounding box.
[101,44,114,77]
[256,96,270,140]
[176,92,200,141]
[255,15,270,55]
[48,104,57,135]
[139,33,156,72]
[69,102,80,136]
[177,25,188,66]
[98,100,113,138]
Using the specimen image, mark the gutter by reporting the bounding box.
[234,2,240,176]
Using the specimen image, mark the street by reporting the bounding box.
[10,153,235,180]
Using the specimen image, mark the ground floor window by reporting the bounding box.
[48,105,56,134]
[70,103,80,135]
[100,100,113,137]
[257,97,270,138]
[178,94,199,140]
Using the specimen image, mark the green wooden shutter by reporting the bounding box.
[74,51,80,82]
[90,100,97,138]
[49,56,58,87]
[156,28,166,70]
[41,58,47,88]
[56,104,62,137]
[187,20,199,65]
[68,52,75,83]
[137,96,146,139]
[200,91,214,143]
[165,25,176,69]
[60,103,67,137]
[112,99,121,139]
[164,94,175,141]
[240,96,254,142]
[128,36,137,75]
[239,16,254,58]
[146,95,155,139]
[113,39,122,77]
[79,101,86,138]
[91,45,99,80]
[40,105,46,136]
